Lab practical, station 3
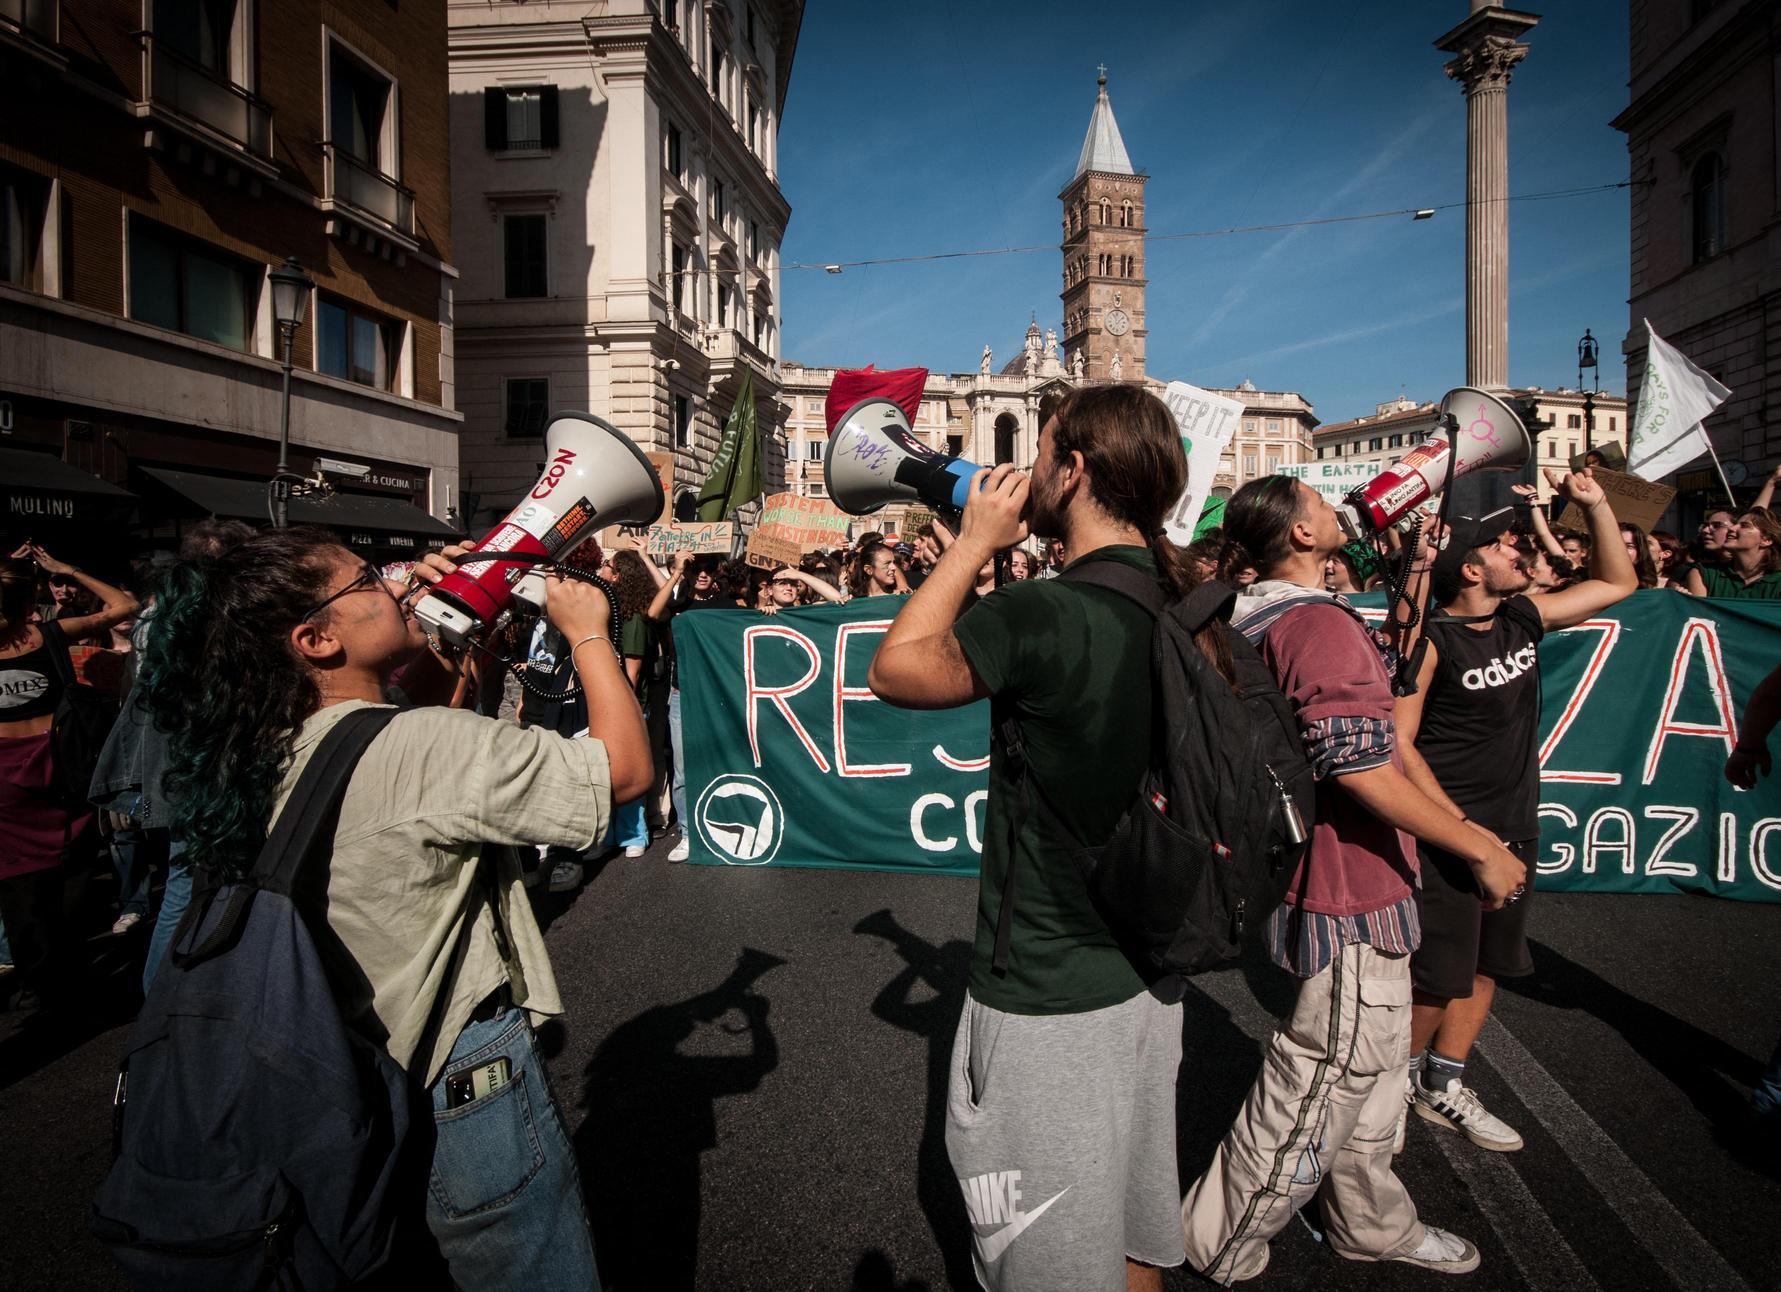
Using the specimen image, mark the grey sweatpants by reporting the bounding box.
[945,988,1185,1291]
[1181,942,1424,1282]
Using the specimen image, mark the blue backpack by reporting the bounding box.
[92,708,413,1290]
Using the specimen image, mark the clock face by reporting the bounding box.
[1104,308,1130,336]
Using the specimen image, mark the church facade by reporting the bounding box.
[779,72,1315,507]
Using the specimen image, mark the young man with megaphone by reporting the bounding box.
[1393,468,1637,1155]
[869,384,1198,1292]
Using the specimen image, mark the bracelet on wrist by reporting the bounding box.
[570,633,620,661]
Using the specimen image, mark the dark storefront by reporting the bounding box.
[0,444,140,573]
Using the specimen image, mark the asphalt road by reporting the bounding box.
[3,840,1778,1291]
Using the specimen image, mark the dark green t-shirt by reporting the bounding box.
[952,545,1161,1014]
[1699,566,1781,600]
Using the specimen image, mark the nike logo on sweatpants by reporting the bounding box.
[961,1170,1071,1263]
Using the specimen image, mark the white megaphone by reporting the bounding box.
[1339,386,1531,535]
[413,412,665,649]
[824,398,986,517]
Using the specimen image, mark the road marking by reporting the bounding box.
[1421,1124,1599,1291]
[1474,1015,1753,1292]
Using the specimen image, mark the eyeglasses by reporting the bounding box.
[1700,520,1733,531]
[302,563,401,622]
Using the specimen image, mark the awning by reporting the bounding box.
[140,466,460,549]
[1,445,137,526]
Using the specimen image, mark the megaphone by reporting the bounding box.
[824,398,986,517]
[413,412,665,649]
[1340,386,1531,535]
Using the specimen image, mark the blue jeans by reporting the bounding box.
[668,687,687,830]
[426,1006,599,1290]
[142,842,190,994]
[606,799,648,850]
[111,822,153,919]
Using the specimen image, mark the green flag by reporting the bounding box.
[1192,495,1226,538]
[696,372,763,522]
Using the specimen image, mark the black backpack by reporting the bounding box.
[92,708,414,1291]
[40,620,122,808]
[993,563,1315,979]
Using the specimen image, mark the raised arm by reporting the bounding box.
[647,550,692,623]
[1534,468,1640,631]
[784,567,843,603]
[1754,464,1780,513]
[15,542,138,642]
[1513,483,1567,559]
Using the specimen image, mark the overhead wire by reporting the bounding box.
[783,179,1636,273]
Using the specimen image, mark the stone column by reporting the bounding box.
[1437,7,1538,393]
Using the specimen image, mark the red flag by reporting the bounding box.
[825,365,928,433]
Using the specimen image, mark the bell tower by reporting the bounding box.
[1060,69,1147,383]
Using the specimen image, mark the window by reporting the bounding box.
[329,44,392,171]
[1369,437,1383,451]
[1242,454,1257,477]
[1316,446,1326,460]
[1690,152,1726,263]
[666,122,683,181]
[316,297,395,390]
[674,394,692,448]
[1266,419,1281,433]
[748,219,759,261]
[128,218,255,350]
[1566,413,1581,428]
[1243,419,1256,433]
[717,281,732,328]
[0,166,49,291]
[1389,434,1403,448]
[712,177,726,223]
[158,0,235,77]
[746,5,757,47]
[505,378,548,438]
[1266,455,1280,474]
[748,97,760,153]
[671,242,686,310]
[806,438,824,462]
[483,85,560,151]
[503,214,547,298]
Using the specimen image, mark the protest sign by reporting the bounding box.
[1553,467,1674,534]
[1160,380,1243,543]
[676,592,1781,902]
[1280,460,1379,506]
[604,520,733,559]
[745,528,804,570]
[757,492,851,546]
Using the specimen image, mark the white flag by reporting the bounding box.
[1160,380,1245,543]
[1626,319,1731,482]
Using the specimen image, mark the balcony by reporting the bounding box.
[322,143,417,252]
[0,0,65,70]
[139,34,273,165]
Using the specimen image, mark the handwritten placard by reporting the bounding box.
[1554,467,1675,534]
[745,529,805,570]
[600,521,734,558]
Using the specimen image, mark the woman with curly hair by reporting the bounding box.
[137,526,650,1285]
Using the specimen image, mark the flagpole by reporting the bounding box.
[1704,437,1738,506]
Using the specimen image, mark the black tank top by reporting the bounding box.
[1415,596,1546,841]
[0,622,69,722]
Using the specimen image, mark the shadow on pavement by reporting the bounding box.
[576,947,784,1290]
[851,1245,933,1291]
[853,908,976,1292]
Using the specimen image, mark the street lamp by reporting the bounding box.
[268,256,313,528]
[1577,327,1599,456]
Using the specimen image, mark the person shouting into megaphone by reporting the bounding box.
[135,527,652,1287]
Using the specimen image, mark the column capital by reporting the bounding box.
[1444,33,1530,93]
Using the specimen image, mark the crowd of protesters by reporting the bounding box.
[1,384,1778,1288]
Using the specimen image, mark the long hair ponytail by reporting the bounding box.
[138,526,350,875]
[1049,384,1234,683]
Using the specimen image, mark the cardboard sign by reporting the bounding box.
[757,492,851,544]
[646,452,675,525]
[1280,461,1379,505]
[605,521,734,559]
[745,529,805,570]
[1160,380,1244,543]
[1553,467,1675,535]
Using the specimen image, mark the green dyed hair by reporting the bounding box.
[138,526,349,875]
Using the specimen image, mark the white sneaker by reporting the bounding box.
[667,836,690,862]
[623,845,647,858]
[1390,1226,1481,1274]
[1415,1081,1525,1152]
[111,912,143,935]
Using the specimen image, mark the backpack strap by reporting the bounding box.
[171,708,398,968]
[1058,558,1169,617]
[39,618,77,688]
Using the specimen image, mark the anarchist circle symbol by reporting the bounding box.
[694,774,787,866]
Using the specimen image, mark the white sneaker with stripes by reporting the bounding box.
[1414,1081,1525,1152]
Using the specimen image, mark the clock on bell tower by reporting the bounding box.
[1060,69,1147,384]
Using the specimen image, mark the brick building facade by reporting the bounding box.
[0,0,461,564]
[1614,0,1781,518]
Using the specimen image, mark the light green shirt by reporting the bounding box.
[274,699,611,1086]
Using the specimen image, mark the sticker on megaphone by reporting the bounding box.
[824,398,985,517]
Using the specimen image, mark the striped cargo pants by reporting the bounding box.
[1181,941,1425,1283]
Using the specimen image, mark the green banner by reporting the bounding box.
[676,591,1781,901]
[675,599,986,875]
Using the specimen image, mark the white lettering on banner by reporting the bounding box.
[1751,820,1781,891]
[1280,461,1379,505]
[964,790,988,853]
[1160,380,1244,543]
[742,625,830,773]
[931,743,991,772]
[911,794,957,852]
[1720,812,1738,883]
[1644,807,1702,879]
[1539,619,1623,785]
[1536,804,1580,875]
[1584,808,1637,875]
[1642,617,1739,786]
[834,621,912,777]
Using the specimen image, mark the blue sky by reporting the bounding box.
[776,0,1631,425]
